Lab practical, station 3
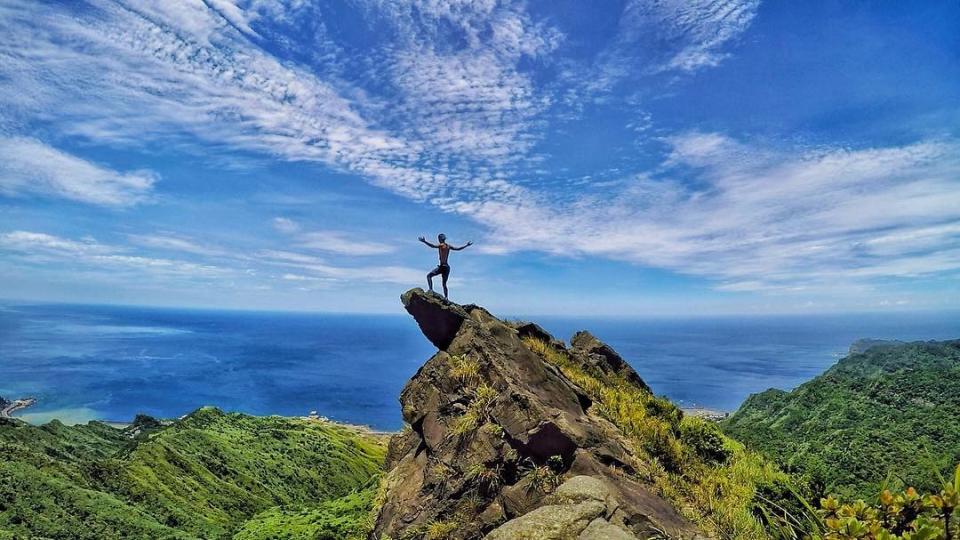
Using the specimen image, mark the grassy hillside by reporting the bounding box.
[0,408,386,540]
[722,340,960,499]
[522,336,797,540]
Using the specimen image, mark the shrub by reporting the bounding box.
[526,464,561,494]
[447,355,480,387]
[465,463,503,493]
[451,409,479,437]
[425,520,458,539]
[451,384,498,439]
[812,464,960,540]
[680,417,732,464]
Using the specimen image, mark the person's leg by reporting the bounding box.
[441,266,450,299]
[427,267,441,292]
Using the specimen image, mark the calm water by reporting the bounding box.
[0,304,957,430]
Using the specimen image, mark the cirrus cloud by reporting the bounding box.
[0,137,156,207]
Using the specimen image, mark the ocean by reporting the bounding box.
[0,303,957,431]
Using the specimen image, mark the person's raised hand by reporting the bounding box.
[418,236,425,242]
[466,240,473,246]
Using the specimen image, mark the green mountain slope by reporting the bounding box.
[0,408,386,540]
[722,339,960,499]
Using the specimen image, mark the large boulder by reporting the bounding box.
[485,476,638,540]
[483,500,606,540]
[372,289,698,540]
[485,476,641,540]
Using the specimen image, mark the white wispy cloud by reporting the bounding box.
[0,229,422,287]
[128,234,231,258]
[0,137,156,206]
[297,231,395,256]
[0,231,228,279]
[559,0,759,104]
[258,249,422,284]
[272,217,301,234]
[643,0,761,72]
[0,231,113,255]
[469,135,960,291]
[0,1,410,181]
[273,217,396,255]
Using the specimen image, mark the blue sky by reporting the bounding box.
[1,0,958,315]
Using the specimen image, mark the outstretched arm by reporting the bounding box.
[418,236,439,248]
[450,241,473,251]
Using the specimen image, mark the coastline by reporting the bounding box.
[7,400,710,433]
[5,405,398,439]
[0,397,37,419]
[0,393,740,431]
[681,406,729,421]
[3,395,709,432]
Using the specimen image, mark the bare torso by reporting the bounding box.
[438,243,450,264]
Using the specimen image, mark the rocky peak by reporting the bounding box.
[570,331,650,392]
[401,288,472,350]
[373,289,699,540]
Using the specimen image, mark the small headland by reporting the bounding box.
[0,395,36,418]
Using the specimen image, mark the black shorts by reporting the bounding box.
[429,263,450,278]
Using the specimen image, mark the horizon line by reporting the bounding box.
[2,296,959,321]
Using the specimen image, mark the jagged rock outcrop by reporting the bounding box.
[372,289,699,540]
[570,331,650,392]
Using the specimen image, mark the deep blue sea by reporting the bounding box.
[0,303,957,430]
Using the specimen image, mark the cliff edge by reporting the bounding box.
[372,289,702,539]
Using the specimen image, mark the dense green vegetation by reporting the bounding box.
[233,488,379,540]
[0,408,386,539]
[723,340,960,500]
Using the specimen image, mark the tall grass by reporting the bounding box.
[522,336,794,539]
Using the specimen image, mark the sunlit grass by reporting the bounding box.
[451,383,498,438]
[522,336,790,539]
[447,354,480,386]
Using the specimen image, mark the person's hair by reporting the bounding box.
[438,233,446,242]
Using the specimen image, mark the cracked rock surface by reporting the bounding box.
[372,289,700,540]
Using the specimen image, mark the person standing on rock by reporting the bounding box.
[418,233,472,299]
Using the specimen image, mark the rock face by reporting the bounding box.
[372,289,699,540]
